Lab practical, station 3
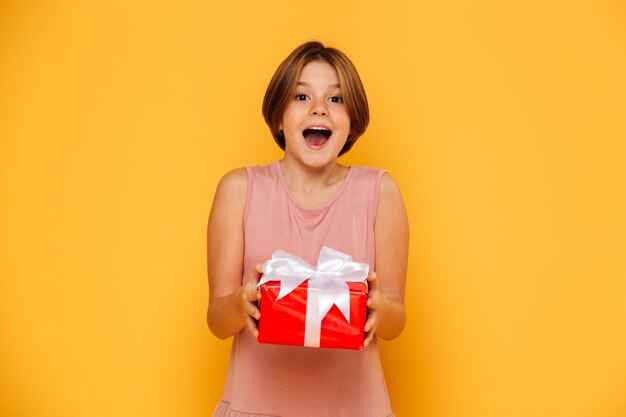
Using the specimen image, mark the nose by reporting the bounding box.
[310,97,328,116]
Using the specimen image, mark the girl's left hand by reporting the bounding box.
[364,270,388,347]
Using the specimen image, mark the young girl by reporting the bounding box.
[207,41,409,417]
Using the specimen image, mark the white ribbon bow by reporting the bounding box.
[259,246,369,347]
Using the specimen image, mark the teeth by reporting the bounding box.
[308,127,330,131]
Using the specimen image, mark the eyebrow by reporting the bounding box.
[297,81,341,88]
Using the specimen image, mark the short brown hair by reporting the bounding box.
[262,41,369,156]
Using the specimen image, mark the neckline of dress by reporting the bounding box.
[274,160,354,213]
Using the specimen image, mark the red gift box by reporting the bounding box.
[258,280,368,350]
[256,247,370,350]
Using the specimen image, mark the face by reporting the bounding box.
[279,60,351,169]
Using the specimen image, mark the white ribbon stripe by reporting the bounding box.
[258,246,369,347]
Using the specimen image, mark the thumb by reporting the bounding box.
[247,263,264,285]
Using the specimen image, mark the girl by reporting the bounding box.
[207,41,409,417]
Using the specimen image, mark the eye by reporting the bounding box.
[329,96,343,103]
[295,93,309,101]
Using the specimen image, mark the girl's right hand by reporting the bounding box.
[240,263,263,339]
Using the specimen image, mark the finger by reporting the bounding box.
[364,310,377,333]
[253,263,264,279]
[243,283,261,302]
[363,328,375,347]
[241,287,259,306]
[367,286,381,309]
[246,316,259,339]
[367,271,379,289]
[245,264,263,287]
[367,274,379,299]
[366,273,380,309]
[363,302,378,345]
[367,293,379,309]
[244,300,261,320]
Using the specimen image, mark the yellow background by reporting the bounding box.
[1,1,625,416]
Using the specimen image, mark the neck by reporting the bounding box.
[279,158,348,194]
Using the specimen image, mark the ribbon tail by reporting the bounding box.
[318,279,351,322]
[304,278,321,347]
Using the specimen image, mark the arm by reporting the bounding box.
[206,168,261,339]
[364,173,409,346]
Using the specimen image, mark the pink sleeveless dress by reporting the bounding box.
[213,161,394,417]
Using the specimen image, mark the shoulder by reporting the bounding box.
[219,167,248,185]
[351,166,401,195]
[213,167,248,208]
[379,172,402,198]
[377,172,406,218]
[217,167,248,192]
[349,165,387,185]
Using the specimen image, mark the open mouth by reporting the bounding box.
[303,127,332,148]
